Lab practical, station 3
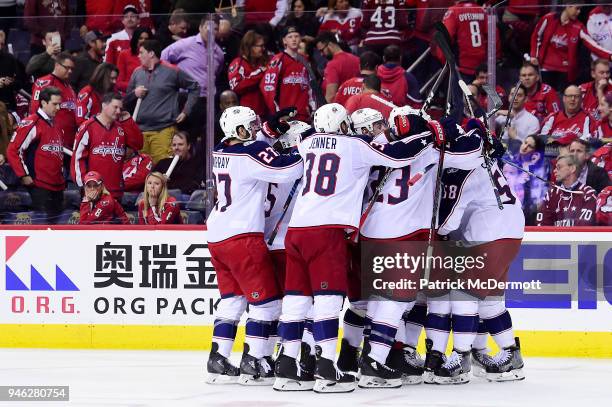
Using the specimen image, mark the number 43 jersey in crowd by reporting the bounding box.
[206,140,303,244]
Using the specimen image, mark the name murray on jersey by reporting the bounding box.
[213,156,231,169]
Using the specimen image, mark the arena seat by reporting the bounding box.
[0,191,32,212]
[57,209,81,225]
[186,190,207,212]
[122,192,140,210]
[63,190,82,209]
[180,210,204,224]
[2,211,48,225]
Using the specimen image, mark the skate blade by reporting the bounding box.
[433,372,470,385]
[486,368,525,382]
[206,373,239,385]
[423,371,436,384]
[401,374,423,385]
[472,365,487,378]
[273,377,315,391]
[358,375,402,389]
[313,378,356,393]
[237,374,275,386]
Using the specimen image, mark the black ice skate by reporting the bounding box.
[273,343,315,391]
[313,346,356,393]
[358,354,402,388]
[485,337,525,382]
[387,344,424,385]
[471,348,494,378]
[238,344,275,386]
[423,339,445,384]
[433,349,472,384]
[206,342,240,384]
[337,338,360,373]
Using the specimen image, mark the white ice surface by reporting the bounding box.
[0,349,610,407]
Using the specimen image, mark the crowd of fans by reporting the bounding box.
[0,0,610,226]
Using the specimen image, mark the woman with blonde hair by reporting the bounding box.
[138,171,182,224]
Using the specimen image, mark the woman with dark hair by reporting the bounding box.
[227,30,269,117]
[116,27,153,92]
[76,63,119,125]
[284,0,320,39]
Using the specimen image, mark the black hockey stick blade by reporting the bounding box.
[433,29,455,66]
[482,84,503,118]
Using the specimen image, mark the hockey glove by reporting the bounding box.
[393,114,430,138]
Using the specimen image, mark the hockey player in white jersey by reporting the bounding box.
[424,122,525,384]
[357,108,488,388]
[206,106,303,386]
[274,103,453,393]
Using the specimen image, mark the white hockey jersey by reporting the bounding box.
[288,131,437,230]
[264,178,302,251]
[437,161,525,242]
[206,140,303,243]
[361,131,485,239]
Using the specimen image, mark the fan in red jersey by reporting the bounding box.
[519,62,561,123]
[138,172,182,225]
[79,170,130,225]
[541,85,592,142]
[76,63,119,126]
[335,51,380,107]
[360,0,411,55]
[579,59,612,120]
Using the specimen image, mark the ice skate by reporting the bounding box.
[486,337,525,382]
[313,347,356,393]
[471,348,494,378]
[358,354,402,388]
[387,344,424,385]
[337,338,360,373]
[237,344,275,386]
[423,339,445,384]
[434,349,471,385]
[206,343,240,384]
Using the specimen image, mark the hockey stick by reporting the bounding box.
[407,47,431,73]
[501,80,523,137]
[0,179,7,191]
[132,98,142,121]
[267,178,301,245]
[500,158,584,194]
[165,155,180,178]
[481,84,503,119]
[62,147,73,157]
[419,66,444,95]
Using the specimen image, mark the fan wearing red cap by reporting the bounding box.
[79,170,130,225]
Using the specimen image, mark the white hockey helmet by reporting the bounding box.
[388,105,431,132]
[351,108,387,136]
[313,103,353,135]
[278,120,310,149]
[219,106,261,141]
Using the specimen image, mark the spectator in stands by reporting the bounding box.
[138,171,182,224]
[7,87,65,220]
[70,31,108,92]
[0,38,26,114]
[215,90,239,143]
[377,44,422,108]
[345,74,394,118]
[435,0,500,81]
[24,0,70,56]
[579,59,612,120]
[158,9,190,49]
[536,154,597,227]
[361,0,410,56]
[284,0,320,40]
[530,2,612,91]
[596,185,612,225]
[79,170,130,225]
[123,146,153,192]
[335,50,380,107]
[471,64,507,110]
[105,4,140,66]
[0,101,10,160]
[172,0,215,36]
[569,138,610,194]
[495,84,540,154]
[153,131,203,195]
[243,0,288,30]
[317,0,362,52]
[504,134,550,225]
[520,62,561,123]
[594,93,612,140]
[72,92,143,200]
[125,39,199,163]
[26,29,62,79]
[587,5,612,59]
[81,0,153,37]
[541,85,592,143]
[315,31,359,103]
[162,17,224,139]
[228,30,268,117]
[76,63,119,126]
[30,52,77,149]
[261,26,315,123]
[591,141,612,181]
[116,27,152,93]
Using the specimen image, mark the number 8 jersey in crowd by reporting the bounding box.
[206,138,303,244]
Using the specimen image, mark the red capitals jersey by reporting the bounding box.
[31,74,77,148]
[345,91,395,118]
[228,57,268,117]
[138,196,183,225]
[596,186,612,225]
[436,1,502,75]
[76,85,102,126]
[260,52,314,122]
[335,76,364,107]
[536,182,597,226]
[508,0,542,16]
[540,109,592,141]
[524,83,561,123]
[591,143,612,180]
[104,30,130,66]
[412,0,454,42]
[7,111,65,191]
[122,152,153,192]
[80,193,130,224]
[72,117,143,198]
[361,0,411,46]
[579,81,612,120]
[592,119,612,140]
[319,8,363,48]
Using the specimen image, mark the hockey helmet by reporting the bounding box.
[279,120,310,149]
[313,103,353,135]
[351,108,387,136]
[219,106,261,141]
